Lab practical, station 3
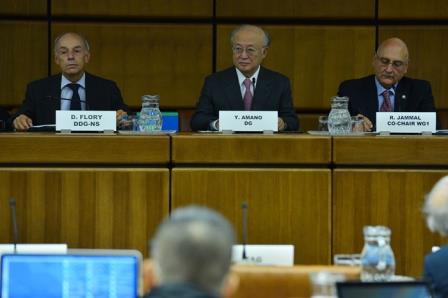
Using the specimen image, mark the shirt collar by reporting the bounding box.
[61,73,86,89]
[374,76,397,96]
[235,66,260,87]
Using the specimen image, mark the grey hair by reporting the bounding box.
[150,205,235,295]
[230,24,271,47]
[423,176,448,236]
[54,32,90,55]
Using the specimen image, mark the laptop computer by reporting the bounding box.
[336,281,434,298]
[1,249,141,298]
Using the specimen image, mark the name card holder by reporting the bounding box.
[219,111,278,133]
[56,111,116,133]
[376,112,436,134]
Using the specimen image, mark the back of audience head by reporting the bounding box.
[423,176,448,236]
[149,205,236,296]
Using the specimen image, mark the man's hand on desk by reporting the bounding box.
[356,114,373,132]
[116,109,127,122]
[278,117,286,131]
[13,114,33,131]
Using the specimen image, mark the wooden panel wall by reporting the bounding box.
[379,0,448,19]
[217,25,375,110]
[52,0,212,17]
[0,168,169,257]
[0,0,46,15]
[216,0,374,18]
[333,170,447,277]
[52,23,212,108]
[0,21,48,106]
[171,168,332,265]
[379,26,448,109]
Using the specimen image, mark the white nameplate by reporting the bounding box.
[56,111,116,132]
[376,112,436,133]
[232,244,294,266]
[219,111,278,132]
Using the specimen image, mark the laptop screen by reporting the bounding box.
[1,253,139,298]
[337,281,433,298]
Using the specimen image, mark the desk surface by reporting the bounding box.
[0,133,170,164]
[172,133,331,164]
[333,135,448,165]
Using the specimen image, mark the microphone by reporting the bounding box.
[44,95,90,110]
[241,201,249,260]
[9,197,19,254]
[252,77,256,90]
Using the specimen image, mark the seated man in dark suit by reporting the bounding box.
[12,32,127,131]
[423,176,448,298]
[191,24,298,131]
[338,37,436,131]
[143,205,238,298]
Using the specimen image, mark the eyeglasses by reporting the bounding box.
[232,46,261,56]
[377,56,407,68]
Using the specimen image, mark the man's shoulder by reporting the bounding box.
[259,66,289,81]
[85,72,117,86]
[27,74,60,88]
[425,245,448,266]
[339,75,375,88]
[400,76,431,88]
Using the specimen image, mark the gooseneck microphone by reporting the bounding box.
[9,197,19,254]
[241,201,249,260]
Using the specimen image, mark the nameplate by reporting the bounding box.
[376,112,436,133]
[56,111,116,132]
[232,244,294,266]
[219,111,278,132]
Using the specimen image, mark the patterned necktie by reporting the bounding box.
[380,90,392,112]
[243,78,253,111]
[68,83,81,110]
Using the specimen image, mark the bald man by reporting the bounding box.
[423,176,448,298]
[191,24,298,132]
[338,37,436,131]
[12,32,127,131]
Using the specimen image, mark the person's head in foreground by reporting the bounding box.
[144,205,237,298]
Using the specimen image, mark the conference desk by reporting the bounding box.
[0,132,446,277]
[0,133,170,255]
[171,133,332,265]
[332,135,448,277]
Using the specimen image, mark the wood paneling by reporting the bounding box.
[172,168,332,265]
[0,168,169,256]
[52,0,212,17]
[171,134,331,164]
[379,26,448,110]
[52,23,212,109]
[0,0,46,15]
[333,136,448,166]
[0,21,48,106]
[216,0,374,18]
[0,133,170,164]
[333,170,447,277]
[379,0,448,19]
[217,25,375,110]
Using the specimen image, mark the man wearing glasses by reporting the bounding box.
[338,37,436,131]
[12,32,127,131]
[191,24,298,131]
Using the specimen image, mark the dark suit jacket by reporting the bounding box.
[190,66,299,131]
[11,72,128,126]
[424,245,448,298]
[338,75,436,130]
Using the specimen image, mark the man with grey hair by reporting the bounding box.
[423,176,448,298]
[143,205,237,298]
[11,32,127,131]
[191,24,298,132]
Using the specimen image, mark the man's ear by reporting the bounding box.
[222,272,240,298]
[142,259,158,294]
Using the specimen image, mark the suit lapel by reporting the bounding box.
[366,75,379,117]
[50,75,62,109]
[224,68,244,110]
[252,67,272,110]
[395,77,409,112]
[85,72,97,110]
